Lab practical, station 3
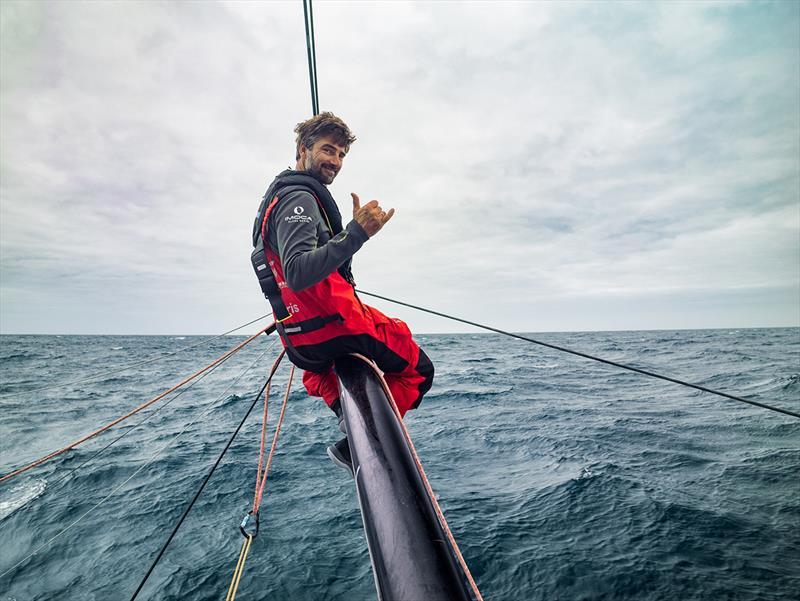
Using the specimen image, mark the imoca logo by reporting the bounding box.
[293,206,304,215]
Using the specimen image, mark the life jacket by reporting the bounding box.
[250,170,372,371]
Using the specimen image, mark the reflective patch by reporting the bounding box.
[285,215,313,223]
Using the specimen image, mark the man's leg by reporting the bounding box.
[302,368,347,435]
[368,316,434,417]
[297,305,435,417]
[302,369,339,408]
[296,313,433,475]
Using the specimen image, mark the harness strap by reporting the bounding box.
[281,313,343,335]
[276,321,334,372]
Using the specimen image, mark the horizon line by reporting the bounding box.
[1,324,798,337]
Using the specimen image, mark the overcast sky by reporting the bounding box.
[1,0,798,335]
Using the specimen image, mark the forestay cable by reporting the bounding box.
[302,0,319,115]
[356,289,800,419]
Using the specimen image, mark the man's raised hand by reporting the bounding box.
[351,192,395,238]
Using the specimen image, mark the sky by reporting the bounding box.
[1,0,798,335]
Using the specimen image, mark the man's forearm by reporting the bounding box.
[283,220,368,290]
[273,191,368,291]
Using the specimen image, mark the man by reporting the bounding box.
[251,112,434,474]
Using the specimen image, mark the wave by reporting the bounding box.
[781,373,799,391]
[0,478,47,521]
[1,329,799,600]
[97,376,133,385]
[0,352,38,363]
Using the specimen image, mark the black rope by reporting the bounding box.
[356,289,800,420]
[309,0,319,114]
[303,0,319,116]
[129,352,286,600]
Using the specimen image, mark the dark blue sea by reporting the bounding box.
[1,327,798,601]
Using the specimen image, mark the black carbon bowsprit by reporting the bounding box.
[334,355,473,601]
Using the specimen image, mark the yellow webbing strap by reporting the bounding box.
[225,534,253,601]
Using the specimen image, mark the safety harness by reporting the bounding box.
[251,170,356,371]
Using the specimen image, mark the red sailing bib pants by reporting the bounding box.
[262,196,433,417]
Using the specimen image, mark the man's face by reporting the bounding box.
[300,135,347,185]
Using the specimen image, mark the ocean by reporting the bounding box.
[0,327,798,600]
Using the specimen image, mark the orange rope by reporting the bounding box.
[253,364,294,512]
[252,355,282,508]
[0,325,273,484]
[350,353,484,601]
[223,359,292,601]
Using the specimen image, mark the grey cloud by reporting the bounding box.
[1,0,797,334]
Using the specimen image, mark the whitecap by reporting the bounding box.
[0,478,47,521]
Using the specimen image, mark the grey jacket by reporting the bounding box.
[266,189,369,291]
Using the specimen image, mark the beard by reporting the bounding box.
[304,155,338,185]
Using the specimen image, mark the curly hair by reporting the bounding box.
[294,112,357,160]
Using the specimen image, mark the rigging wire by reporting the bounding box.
[48,337,279,490]
[302,0,319,115]
[309,0,319,114]
[129,351,287,601]
[0,343,276,581]
[0,313,271,400]
[356,289,800,420]
[0,324,275,484]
